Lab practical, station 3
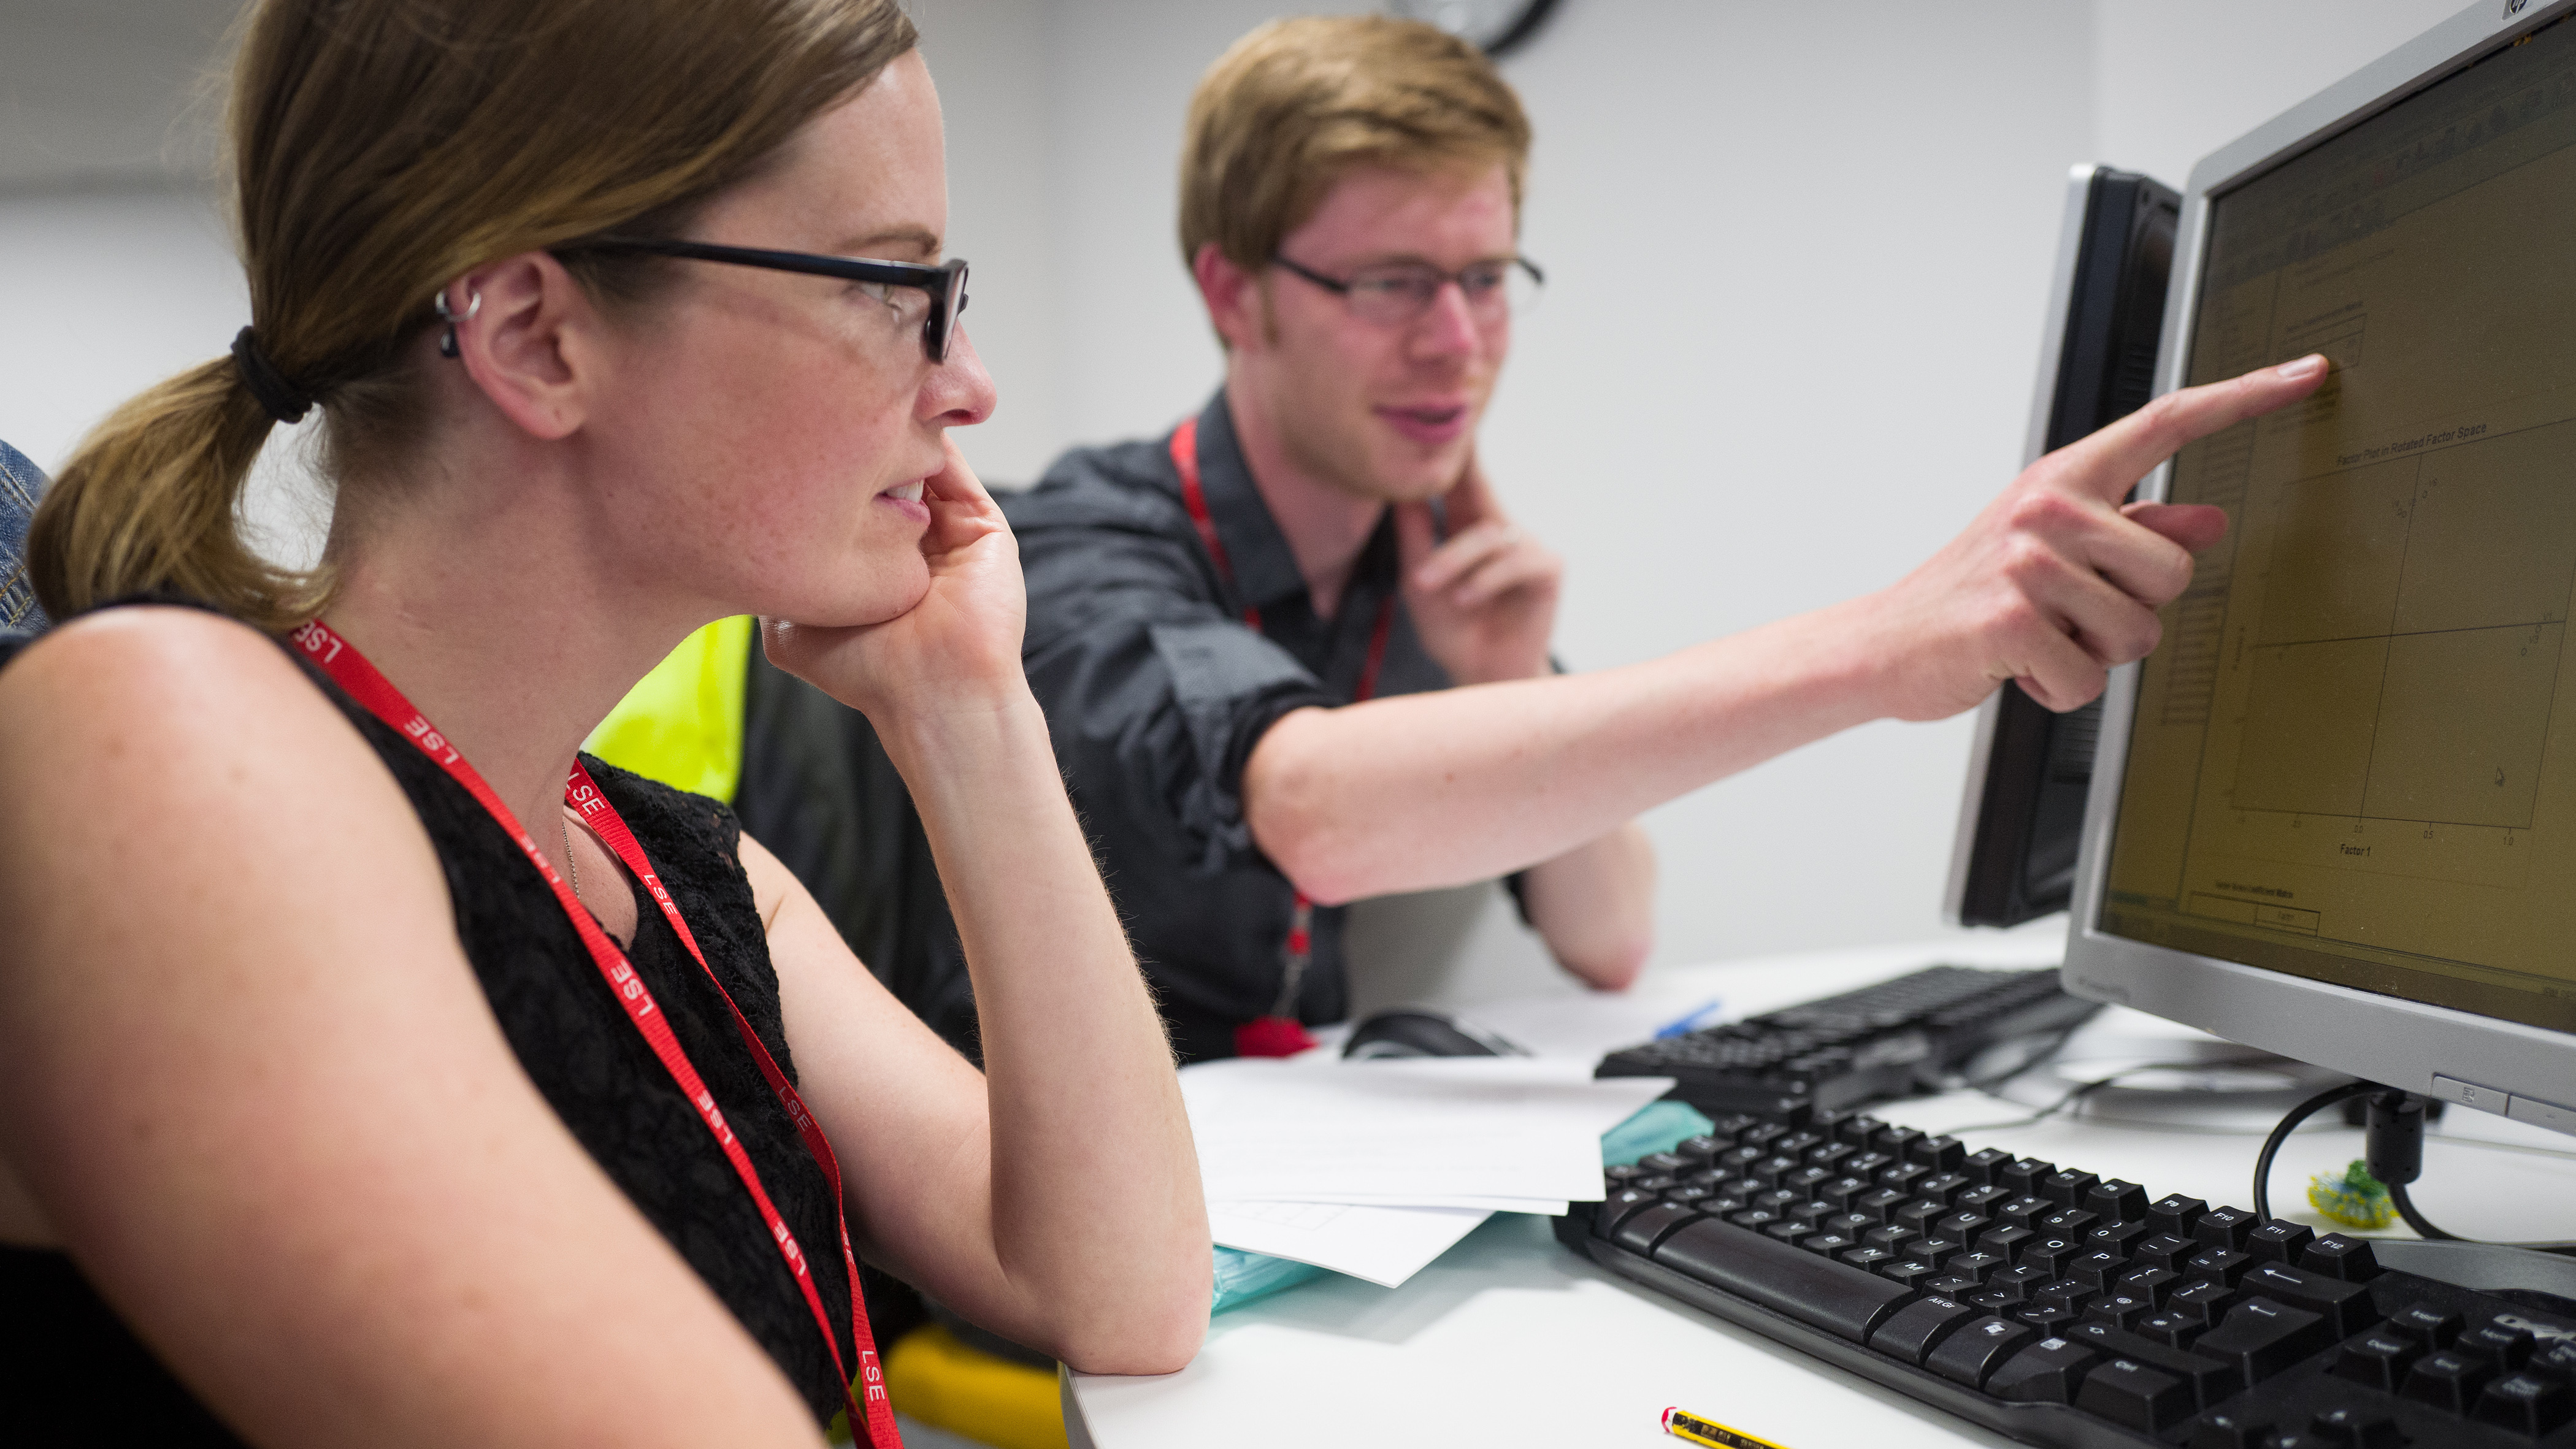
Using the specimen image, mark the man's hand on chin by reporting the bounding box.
[1393,454,1563,686]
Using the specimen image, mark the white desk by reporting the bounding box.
[1065,939,2575,1448]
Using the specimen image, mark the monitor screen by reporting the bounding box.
[2095,10,2576,1044]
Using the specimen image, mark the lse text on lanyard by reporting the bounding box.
[1170,418,1392,1059]
[288,618,900,1448]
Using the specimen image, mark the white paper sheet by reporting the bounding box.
[1208,1199,1492,1288]
[1180,1057,1674,1206]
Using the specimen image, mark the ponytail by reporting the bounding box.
[29,357,328,631]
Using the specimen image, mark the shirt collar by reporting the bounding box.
[1188,389,1324,616]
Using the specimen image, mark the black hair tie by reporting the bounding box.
[230,326,314,425]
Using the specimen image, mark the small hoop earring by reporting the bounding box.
[434,285,483,358]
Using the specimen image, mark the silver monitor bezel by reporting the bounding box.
[2063,0,2576,1138]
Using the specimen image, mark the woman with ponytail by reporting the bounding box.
[0,3,1209,1444]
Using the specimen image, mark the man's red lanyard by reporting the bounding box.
[1169,418,1393,1058]
[288,619,899,1448]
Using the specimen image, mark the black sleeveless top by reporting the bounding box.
[0,620,856,1442]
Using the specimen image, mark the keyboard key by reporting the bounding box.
[2034,1277,2092,1307]
[2333,1330,2425,1392]
[2018,1233,2086,1277]
[2463,1322,2537,1372]
[1868,1294,1979,1364]
[1953,1184,2013,1215]
[1922,1274,1981,1297]
[1781,1165,1836,1196]
[2038,1169,2099,1207]
[1909,1134,1966,1171]
[1817,1210,1877,1238]
[1965,1288,2015,1311]
[1804,1141,1858,1172]
[1936,1210,1992,1242]
[1915,1171,1976,1206]
[2244,1221,2315,1264]
[1873,1125,1926,1157]
[2063,1320,2245,1405]
[1829,1113,1884,1146]
[2476,1372,2576,1437]
[1750,1188,1801,1212]
[2133,1233,2198,1271]
[2237,1260,2385,1338]
[1853,1187,1911,1222]
[2116,1266,2180,1304]
[2388,1303,2463,1349]
[1798,1231,1859,1257]
[2068,1248,2131,1290]
[1862,1225,1915,1252]
[2299,1233,2381,1282]
[1909,1234,1965,1265]
[2195,1296,2329,1383]
[1662,1185,1712,1207]
[1977,1225,2035,1258]
[2148,1193,2206,1237]
[1596,1188,1660,1234]
[1994,1195,2053,1229]
[1736,1122,1792,1152]
[1762,1219,1815,1246]
[2134,1310,2203,1349]
[1636,1151,1690,1176]
[2401,1350,2494,1413]
[2193,1205,2258,1250]
[1837,1245,1901,1272]
[2084,1293,2156,1331]
[1999,1157,2054,1196]
[2185,1248,2253,1287]
[2083,1179,2150,1223]
[1613,1202,1706,1252]
[1772,1131,1827,1157]
[2185,1411,2275,1449]
[1988,1264,2052,1302]
[1877,1163,1933,1196]
[1842,1150,1898,1178]
[1650,1217,1915,1344]
[1673,1134,1730,1163]
[2076,1356,2195,1432]
[1926,1315,2033,1388]
[2036,1208,2099,1237]
[2307,1405,2405,1449]
[2085,1219,2154,1256]
[2166,1279,2243,1326]
[1815,1175,1876,1212]
[1729,1209,1783,1231]
[1960,1147,2014,1186]
[1893,1199,1949,1234]
[2015,1304,2083,1334]
[1942,1250,2007,1284]
[1989,1336,2099,1403]
[1879,1257,1944,1290]
[2534,1341,2576,1385]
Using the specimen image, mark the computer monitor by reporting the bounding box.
[2068,0,2576,1141]
[1949,166,2178,928]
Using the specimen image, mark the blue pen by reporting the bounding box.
[1653,998,1726,1039]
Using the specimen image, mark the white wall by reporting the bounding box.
[0,0,2473,995]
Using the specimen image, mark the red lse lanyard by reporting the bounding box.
[1170,418,1392,1058]
[288,619,899,1447]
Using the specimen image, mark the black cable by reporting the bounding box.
[2386,1182,2460,1241]
[2252,1079,2375,1223]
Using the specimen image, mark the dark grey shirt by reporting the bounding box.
[1001,392,1452,1061]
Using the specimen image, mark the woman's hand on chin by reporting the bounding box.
[762,436,1032,725]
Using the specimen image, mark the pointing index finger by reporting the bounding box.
[2047,354,2328,506]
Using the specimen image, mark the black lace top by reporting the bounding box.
[0,625,857,1443]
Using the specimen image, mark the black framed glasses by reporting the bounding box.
[1271,253,1544,327]
[569,235,970,364]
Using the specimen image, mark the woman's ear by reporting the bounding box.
[448,251,601,442]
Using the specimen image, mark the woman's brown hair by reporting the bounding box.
[30,0,918,630]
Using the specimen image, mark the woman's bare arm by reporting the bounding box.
[748,697,1210,1375]
[0,609,825,1448]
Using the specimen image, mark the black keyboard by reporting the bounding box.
[1595,964,2101,1118]
[1561,1107,2576,1448]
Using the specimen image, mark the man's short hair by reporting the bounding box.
[1179,15,1533,273]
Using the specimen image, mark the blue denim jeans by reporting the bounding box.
[1,439,47,632]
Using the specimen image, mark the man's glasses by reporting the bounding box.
[567,236,970,364]
[1271,253,1544,328]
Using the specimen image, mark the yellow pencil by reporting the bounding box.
[1662,1405,1794,1449]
